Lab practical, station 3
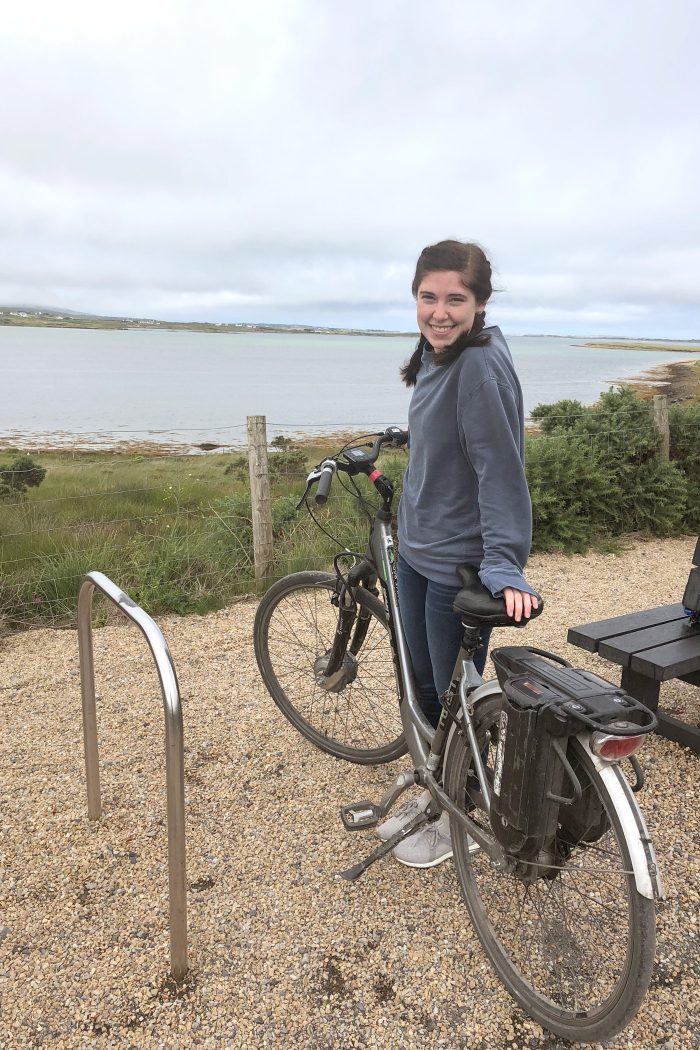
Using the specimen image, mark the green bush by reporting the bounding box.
[530,399,586,433]
[669,400,700,528]
[526,434,612,552]
[527,387,690,549]
[0,454,47,497]
[223,446,307,480]
[268,448,307,476]
[223,455,248,480]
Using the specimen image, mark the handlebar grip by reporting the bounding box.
[315,464,335,505]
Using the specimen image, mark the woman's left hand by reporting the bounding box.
[503,587,539,623]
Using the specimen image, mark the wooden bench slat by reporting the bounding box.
[567,604,686,652]
[598,619,699,664]
[631,635,700,680]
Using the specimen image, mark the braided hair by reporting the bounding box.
[401,240,493,387]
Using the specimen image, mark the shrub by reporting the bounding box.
[268,448,307,476]
[223,455,248,480]
[223,447,307,480]
[526,434,611,552]
[0,454,47,497]
[527,387,690,549]
[530,399,586,433]
[669,400,700,528]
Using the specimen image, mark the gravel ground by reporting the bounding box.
[1,536,699,1049]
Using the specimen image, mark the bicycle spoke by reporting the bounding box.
[256,576,404,761]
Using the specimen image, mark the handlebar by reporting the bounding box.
[297,427,409,509]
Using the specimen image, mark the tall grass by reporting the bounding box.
[0,444,386,629]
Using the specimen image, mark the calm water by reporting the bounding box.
[0,326,696,451]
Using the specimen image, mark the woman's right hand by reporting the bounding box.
[503,587,539,623]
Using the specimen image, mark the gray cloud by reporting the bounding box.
[0,0,698,336]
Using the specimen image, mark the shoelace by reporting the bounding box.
[413,820,449,848]
[391,797,424,821]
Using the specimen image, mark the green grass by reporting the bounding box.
[0,445,383,630]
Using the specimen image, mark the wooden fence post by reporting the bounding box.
[652,395,670,463]
[247,415,274,581]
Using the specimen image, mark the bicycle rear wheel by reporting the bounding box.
[254,571,407,764]
[444,694,655,1043]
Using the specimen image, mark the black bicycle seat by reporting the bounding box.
[453,565,543,628]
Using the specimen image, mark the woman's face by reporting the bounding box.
[416,270,483,352]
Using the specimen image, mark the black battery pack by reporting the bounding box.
[491,673,577,858]
[488,647,657,858]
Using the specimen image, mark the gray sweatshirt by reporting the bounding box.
[397,326,535,596]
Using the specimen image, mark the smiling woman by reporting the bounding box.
[388,239,539,868]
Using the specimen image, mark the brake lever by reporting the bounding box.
[296,470,320,510]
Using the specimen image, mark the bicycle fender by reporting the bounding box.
[576,734,664,902]
[443,680,503,773]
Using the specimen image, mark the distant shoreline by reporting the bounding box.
[0,310,412,338]
[1,309,699,346]
[580,339,700,353]
[1,325,697,457]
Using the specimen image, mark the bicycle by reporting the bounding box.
[253,428,663,1043]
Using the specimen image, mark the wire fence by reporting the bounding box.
[2,403,699,632]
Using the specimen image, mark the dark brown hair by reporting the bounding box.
[401,240,493,386]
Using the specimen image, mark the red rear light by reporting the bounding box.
[590,722,646,760]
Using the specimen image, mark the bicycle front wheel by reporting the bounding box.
[444,693,655,1043]
[254,571,407,765]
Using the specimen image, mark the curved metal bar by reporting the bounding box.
[77,571,188,980]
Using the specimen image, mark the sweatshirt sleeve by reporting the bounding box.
[459,376,537,597]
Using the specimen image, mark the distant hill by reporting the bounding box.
[0,304,103,319]
[0,305,412,337]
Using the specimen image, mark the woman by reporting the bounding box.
[379,239,539,868]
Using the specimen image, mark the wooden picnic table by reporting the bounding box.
[568,603,700,752]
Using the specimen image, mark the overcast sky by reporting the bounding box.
[1,0,698,337]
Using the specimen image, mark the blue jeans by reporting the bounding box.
[397,555,492,728]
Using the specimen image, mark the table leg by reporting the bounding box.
[621,668,660,711]
[621,668,700,753]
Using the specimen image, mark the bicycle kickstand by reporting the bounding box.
[337,800,441,881]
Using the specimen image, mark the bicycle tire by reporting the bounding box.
[254,571,407,765]
[444,693,655,1043]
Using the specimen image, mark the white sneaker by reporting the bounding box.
[376,789,431,842]
[392,812,480,869]
[392,811,453,868]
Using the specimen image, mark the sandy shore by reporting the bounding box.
[623,359,700,402]
[1,536,699,1048]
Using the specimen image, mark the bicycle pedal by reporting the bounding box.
[340,801,380,831]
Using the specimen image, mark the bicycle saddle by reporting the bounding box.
[453,565,543,628]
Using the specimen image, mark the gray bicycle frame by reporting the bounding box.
[365,514,432,764]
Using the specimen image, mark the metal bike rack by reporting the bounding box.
[77,571,188,980]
